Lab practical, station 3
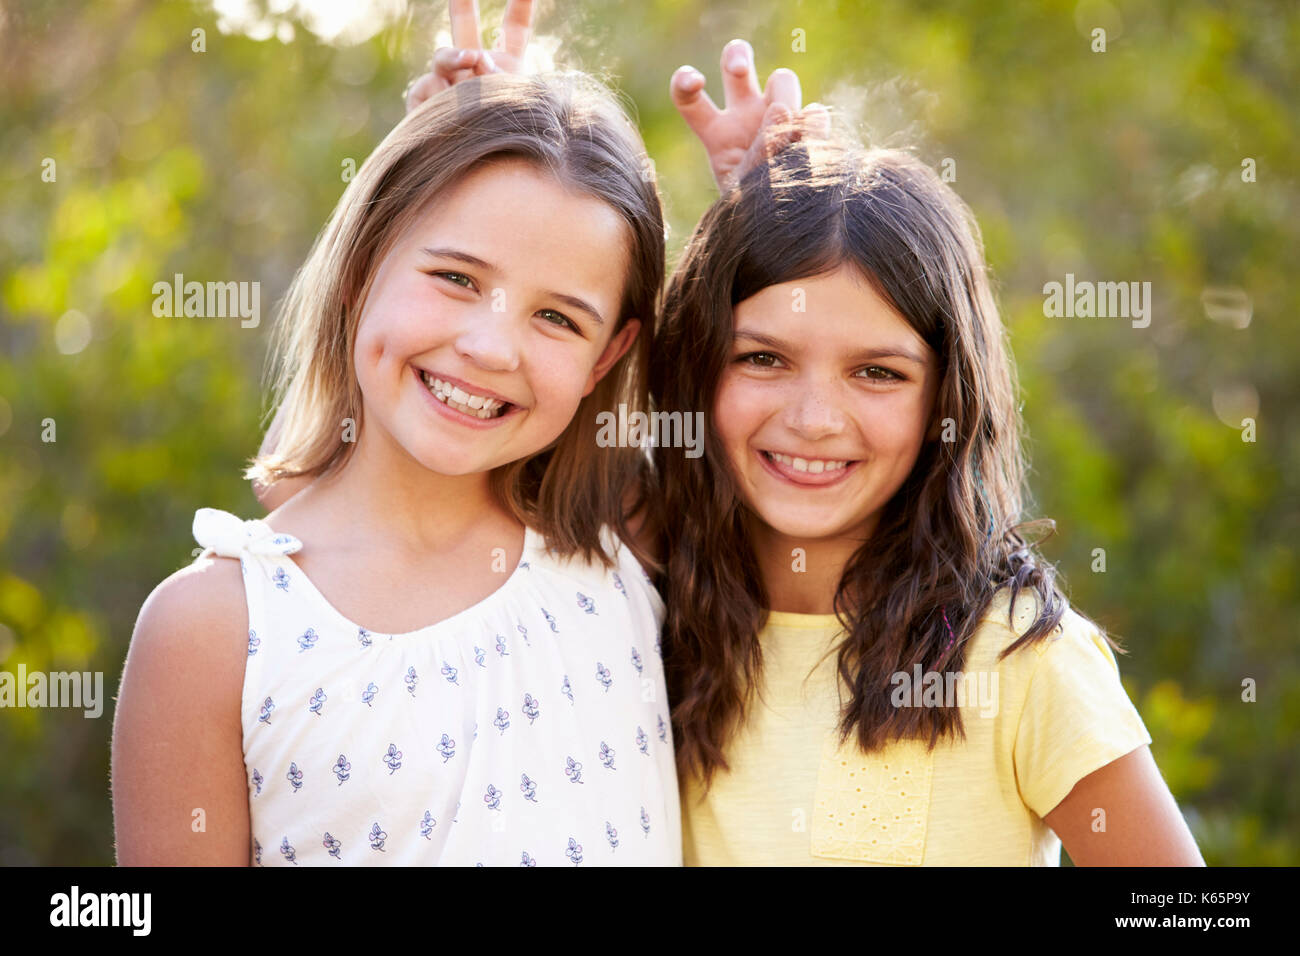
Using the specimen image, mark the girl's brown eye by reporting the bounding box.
[539,309,580,333]
[859,365,902,381]
[741,352,780,367]
[433,271,473,288]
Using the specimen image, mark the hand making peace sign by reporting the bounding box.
[403,1,830,193]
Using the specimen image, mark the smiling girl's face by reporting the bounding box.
[352,157,640,476]
[715,263,941,542]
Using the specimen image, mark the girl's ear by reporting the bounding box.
[582,318,642,397]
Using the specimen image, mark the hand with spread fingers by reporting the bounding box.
[671,39,831,193]
[405,0,534,113]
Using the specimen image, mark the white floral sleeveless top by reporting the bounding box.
[192,508,681,867]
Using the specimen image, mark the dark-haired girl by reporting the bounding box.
[651,139,1204,866]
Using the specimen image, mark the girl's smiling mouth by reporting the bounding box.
[758,448,860,486]
[413,366,522,427]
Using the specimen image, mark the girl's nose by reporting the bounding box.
[784,381,846,439]
[454,307,522,373]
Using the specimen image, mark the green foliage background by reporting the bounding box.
[1,0,1296,865]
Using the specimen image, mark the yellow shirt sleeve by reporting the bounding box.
[1013,612,1153,818]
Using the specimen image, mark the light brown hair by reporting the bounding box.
[248,72,664,568]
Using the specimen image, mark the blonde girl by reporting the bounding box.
[113,69,677,866]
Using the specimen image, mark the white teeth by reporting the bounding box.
[419,371,508,418]
[767,451,849,472]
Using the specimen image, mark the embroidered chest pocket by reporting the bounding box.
[811,733,935,865]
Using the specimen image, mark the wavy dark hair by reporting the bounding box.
[650,138,1116,789]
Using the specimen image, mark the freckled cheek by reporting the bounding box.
[854,401,929,465]
[713,376,778,459]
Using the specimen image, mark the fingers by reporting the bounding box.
[763,67,802,114]
[719,39,762,111]
[498,0,533,57]
[731,101,810,185]
[433,46,496,82]
[670,65,721,137]
[755,100,798,156]
[449,0,483,50]
[800,102,831,139]
[405,72,439,113]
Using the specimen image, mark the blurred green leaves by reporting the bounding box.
[0,0,1296,864]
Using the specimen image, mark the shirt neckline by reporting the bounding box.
[269,523,543,641]
[763,609,844,629]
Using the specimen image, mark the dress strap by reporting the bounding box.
[192,507,302,559]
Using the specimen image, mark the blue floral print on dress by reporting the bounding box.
[520,773,538,803]
[189,506,680,867]
[382,743,402,774]
[495,633,509,657]
[565,757,583,784]
[640,807,650,837]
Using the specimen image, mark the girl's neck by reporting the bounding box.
[749,517,877,616]
[289,425,517,552]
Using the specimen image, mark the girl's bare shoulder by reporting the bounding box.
[128,556,249,688]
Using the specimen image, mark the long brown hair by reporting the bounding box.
[651,138,1115,787]
[247,72,664,569]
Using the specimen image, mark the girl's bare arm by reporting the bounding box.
[111,557,252,865]
[1043,746,1206,866]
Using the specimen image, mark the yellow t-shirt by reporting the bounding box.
[680,588,1152,866]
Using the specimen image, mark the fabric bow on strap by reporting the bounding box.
[192,507,303,559]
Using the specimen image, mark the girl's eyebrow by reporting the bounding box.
[420,246,605,328]
[420,246,494,270]
[734,328,926,365]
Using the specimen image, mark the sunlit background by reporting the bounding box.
[1,0,1297,864]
